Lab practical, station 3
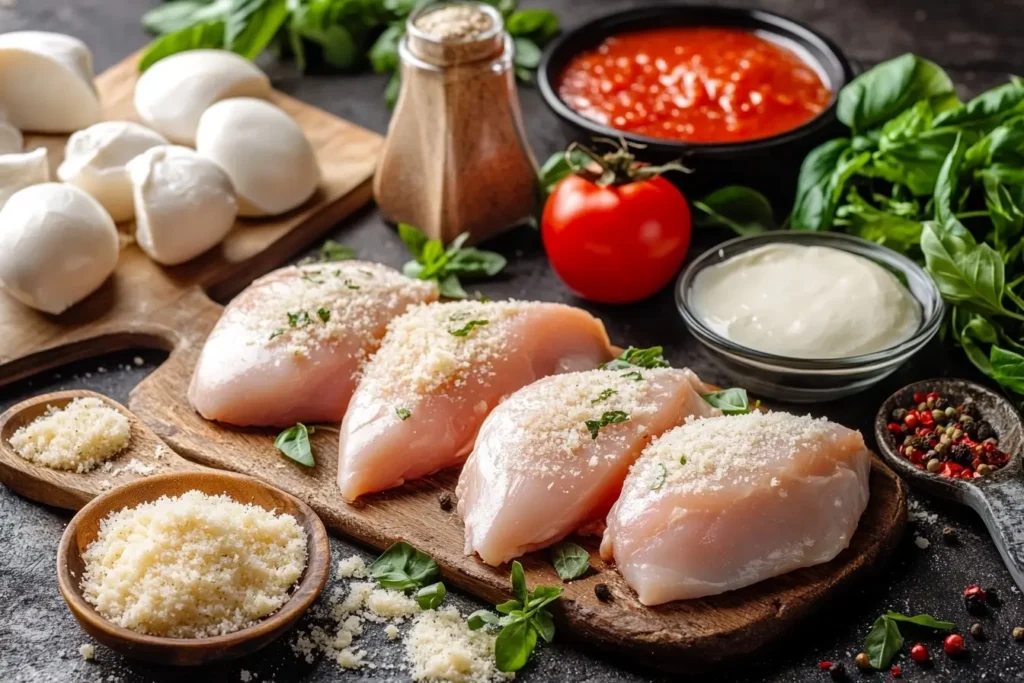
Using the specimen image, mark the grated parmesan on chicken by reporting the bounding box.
[9,397,130,472]
[632,411,849,496]
[80,490,307,638]
[405,608,512,683]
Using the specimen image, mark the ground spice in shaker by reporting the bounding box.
[373,1,538,245]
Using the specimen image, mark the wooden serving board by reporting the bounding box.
[123,299,908,673]
[0,51,382,383]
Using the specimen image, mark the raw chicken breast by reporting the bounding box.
[337,300,613,501]
[189,261,438,427]
[458,367,721,566]
[601,411,870,605]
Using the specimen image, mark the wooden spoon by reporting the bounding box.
[0,390,330,665]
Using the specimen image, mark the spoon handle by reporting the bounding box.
[973,478,1024,593]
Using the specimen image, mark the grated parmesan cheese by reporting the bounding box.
[337,555,368,578]
[80,490,307,638]
[9,397,131,472]
[79,644,95,661]
[360,300,532,401]
[405,608,512,683]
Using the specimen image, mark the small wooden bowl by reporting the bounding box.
[56,470,331,666]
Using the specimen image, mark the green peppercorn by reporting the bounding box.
[927,458,942,473]
[952,429,964,441]
[905,446,915,457]
[932,409,945,422]
[935,441,948,454]
[918,402,928,412]
[945,406,958,418]
[935,425,946,435]
[977,464,993,476]
[893,408,908,422]
[959,414,974,425]
[927,397,936,409]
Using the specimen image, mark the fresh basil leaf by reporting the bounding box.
[495,617,537,673]
[510,560,528,606]
[226,0,289,60]
[385,71,402,107]
[317,239,356,262]
[532,609,555,643]
[549,542,590,581]
[865,615,904,670]
[398,222,429,261]
[506,9,559,43]
[467,609,501,630]
[438,273,470,299]
[274,423,315,467]
[415,582,447,609]
[496,599,522,614]
[935,80,1024,129]
[983,175,1024,251]
[370,541,440,591]
[513,37,542,70]
[143,0,230,34]
[305,23,360,69]
[834,187,923,253]
[369,24,403,73]
[447,248,507,277]
[791,138,852,231]
[871,127,962,197]
[448,319,489,337]
[693,186,775,236]
[139,21,226,71]
[600,346,669,370]
[481,0,516,18]
[837,54,955,133]
[585,411,630,439]
[957,309,996,376]
[700,388,751,415]
[884,611,955,630]
[991,345,1024,394]
[526,585,563,610]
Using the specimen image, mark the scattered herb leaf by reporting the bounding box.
[649,462,667,490]
[316,307,331,323]
[550,542,590,581]
[448,319,490,337]
[700,388,752,415]
[274,423,315,467]
[585,411,630,439]
[591,388,617,405]
[370,542,440,592]
[600,346,669,371]
[415,582,447,610]
[396,407,411,421]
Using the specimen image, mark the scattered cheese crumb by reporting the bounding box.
[385,624,400,640]
[81,490,307,638]
[914,536,931,549]
[366,588,420,620]
[133,356,144,366]
[79,644,95,661]
[9,397,131,472]
[240,671,251,682]
[405,608,512,683]
[337,555,367,578]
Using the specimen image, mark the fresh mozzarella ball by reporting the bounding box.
[0,183,118,314]
[0,32,102,133]
[0,148,50,210]
[134,50,271,146]
[128,146,237,265]
[0,122,22,155]
[196,98,320,217]
[57,121,168,223]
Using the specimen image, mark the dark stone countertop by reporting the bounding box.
[3,0,1024,681]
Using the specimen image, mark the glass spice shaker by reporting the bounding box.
[372,1,538,245]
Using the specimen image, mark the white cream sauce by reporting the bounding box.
[690,243,921,359]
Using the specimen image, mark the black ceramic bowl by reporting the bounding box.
[537,5,856,204]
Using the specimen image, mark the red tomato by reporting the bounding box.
[541,174,691,303]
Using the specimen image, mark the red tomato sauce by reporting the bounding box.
[557,27,832,143]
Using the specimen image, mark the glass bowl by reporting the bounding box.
[675,232,944,402]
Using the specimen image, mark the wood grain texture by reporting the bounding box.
[56,469,330,666]
[127,300,909,672]
[0,51,382,384]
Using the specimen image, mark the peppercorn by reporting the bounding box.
[890,664,902,678]
[1013,626,1024,641]
[438,492,453,511]
[950,443,974,466]
[962,403,980,419]
[909,436,929,450]
[975,421,994,441]
[977,464,993,476]
[943,527,958,544]
[944,633,965,656]
[930,408,944,422]
[945,406,957,418]
[594,583,612,602]
[934,441,948,455]
[987,587,1000,607]
[918,401,928,412]
[964,584,987,615]
[951,428,964,441]
[854,652,871,670]
[909,643,929,663]
[829,662,846,681]
[818,660,832,671]
[892,408,908,422]
[970,622,985,640]
[959,413,975,425]
[963,420,980,440]
[926,458,942,472]
[935,397,948,410]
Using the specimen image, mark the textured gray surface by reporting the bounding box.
[3,0,1024,681]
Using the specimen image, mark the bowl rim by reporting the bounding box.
[675,231,945,370]
[56,470,330,655]
[537,4,856,154]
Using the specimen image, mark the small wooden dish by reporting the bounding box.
[56,470,330,666]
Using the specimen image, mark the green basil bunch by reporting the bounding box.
[140,0,560,104]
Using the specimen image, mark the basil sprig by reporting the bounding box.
[864,611,954,670]
[549,542,590,581]
[140,1,561,104]
[467,561,563,673]
[399,224,506,299]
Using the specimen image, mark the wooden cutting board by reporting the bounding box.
[0,51,382,384]
[124,299,907,673]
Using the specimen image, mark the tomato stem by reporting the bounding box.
[565,137,690,187]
